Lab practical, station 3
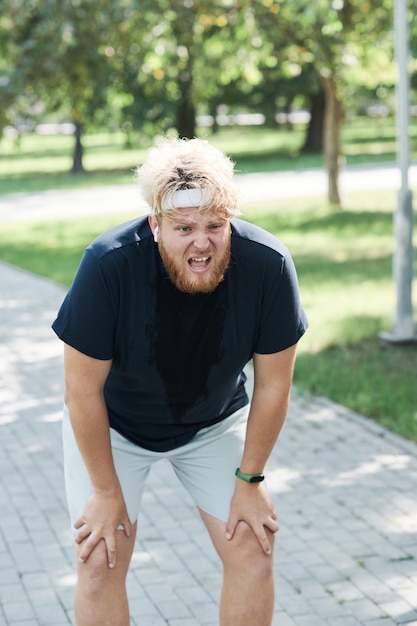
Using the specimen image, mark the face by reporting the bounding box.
[149,209,231,294]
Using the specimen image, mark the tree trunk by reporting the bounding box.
[208,101,219,134]
[322,75,342,206]
[176,65,196,139]
[301,89,325,153]
[172,5,196,139]
[72,121,84,174]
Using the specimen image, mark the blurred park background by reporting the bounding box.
[0,1,416,441]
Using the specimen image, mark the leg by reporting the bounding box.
[74,522,137,626]
[199,509,275,626]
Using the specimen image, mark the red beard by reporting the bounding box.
[158,238,231,293]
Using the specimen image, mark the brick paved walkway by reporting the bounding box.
[1,261,416,626]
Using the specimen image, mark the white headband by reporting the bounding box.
[161,188,211,210]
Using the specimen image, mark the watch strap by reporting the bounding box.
[235,467,265,483]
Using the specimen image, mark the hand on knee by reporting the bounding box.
[224,521,274,580]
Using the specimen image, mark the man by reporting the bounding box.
[52,137,307,626]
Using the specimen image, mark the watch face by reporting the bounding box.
[249,475,264,483]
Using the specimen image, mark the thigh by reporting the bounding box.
[169,406,249,522]
[62,405,153,529]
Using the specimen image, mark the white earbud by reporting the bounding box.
[153,226,159,242]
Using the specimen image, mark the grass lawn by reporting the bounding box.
[0,186,416,442]
[0,120,416,441]
[246,190,417,442]
[0,125,317,195]
[1,117,416,195]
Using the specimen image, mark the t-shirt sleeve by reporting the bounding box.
[254,250,308,354]
[52,249,117,360]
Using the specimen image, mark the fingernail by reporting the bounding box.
[225,533,231,541]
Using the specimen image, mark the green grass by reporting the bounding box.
[0,213,140,285]
[2,118,417,195]
[0,121,416,441]
[243,190,417,441]
[0,131,145,194]
[0,187,416,441]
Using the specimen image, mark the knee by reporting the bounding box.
[77,541,118,597]
[224,521,274,580]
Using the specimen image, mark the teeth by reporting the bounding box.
[191,257,209,262]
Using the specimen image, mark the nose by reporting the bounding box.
[193,231,210,250]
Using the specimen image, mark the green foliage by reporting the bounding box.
[0,0,118,130]
[2,0,414,145]
[261,0,394,77]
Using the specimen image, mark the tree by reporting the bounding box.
[1,0,120,172]
[116,1,261,139]
[301,82,325,154]
[1,0,408,186]
[251,0,395,206]
[105,0,200,139]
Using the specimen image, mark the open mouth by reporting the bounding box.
[188,255,212,272]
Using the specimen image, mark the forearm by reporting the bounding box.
[63,343,119,493]
[63,347,132,563]
[66,392,121,494]
[226,381,288,553]
[239,385,290,474]
[239,347,296,474]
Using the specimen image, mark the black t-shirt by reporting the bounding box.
[52,216,308,451]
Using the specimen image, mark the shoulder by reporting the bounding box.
[86,215,152,260]
[230,217,289,261]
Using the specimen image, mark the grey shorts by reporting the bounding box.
[62,404,249,527]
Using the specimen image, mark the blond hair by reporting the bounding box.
[135,137,240,218]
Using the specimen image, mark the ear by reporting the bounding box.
[148,215,159,242]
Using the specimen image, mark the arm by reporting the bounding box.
[225,344,297,554]
[64,343,133,568]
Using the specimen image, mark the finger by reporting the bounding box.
[259,534,272,555]
[73,516,84,530]
[105,536,117,569]
[75,524,91,545]
[255,526,273,555]
[225,515,238,541]
[122,518,132,538]
[78,533,102,564]
[266,517,280,534]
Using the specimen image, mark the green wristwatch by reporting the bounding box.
[235,467,265,483]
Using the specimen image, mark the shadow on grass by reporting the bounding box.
[250,207,413,284]
[346,134,396,146]
[234,151,322,174]
[0,243,83,286]
[250,208,393,234]
[0,168,135,194]
[294,329,417,441]
[345,152,398,164]
[0,219,106,285]
[295,253,393,285]
[0,147,73,161]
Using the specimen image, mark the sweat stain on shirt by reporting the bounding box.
[148,275,226,423]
